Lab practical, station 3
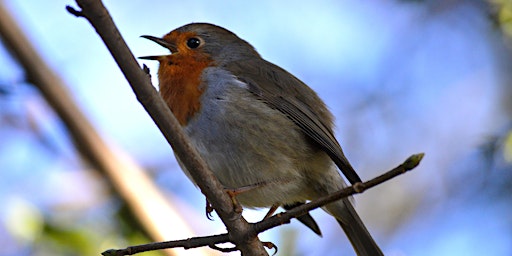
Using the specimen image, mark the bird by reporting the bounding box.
[140,22,383,256]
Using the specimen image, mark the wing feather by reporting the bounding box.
[224,60,361,184]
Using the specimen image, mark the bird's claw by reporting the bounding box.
[262,241,278,255]
[205,199,214,220]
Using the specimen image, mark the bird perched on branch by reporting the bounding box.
[140,23,383,256]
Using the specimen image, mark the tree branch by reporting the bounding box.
[67,0,267,255]
[0,2,209,256]
[252,153,425,234]
[102,234,230,256]
[101,153,424,256]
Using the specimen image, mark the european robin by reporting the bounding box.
[140,23,383,256]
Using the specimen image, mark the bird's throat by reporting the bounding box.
[157,54,212,125]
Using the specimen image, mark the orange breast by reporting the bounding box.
[158,53,213,125]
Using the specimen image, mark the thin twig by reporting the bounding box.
[253,153,425,234]
[65,5,84,17]
[102,234,230,256]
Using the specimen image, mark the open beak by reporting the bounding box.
[138,55,163,60]
[139,35,176,60]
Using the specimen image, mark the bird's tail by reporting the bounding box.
[326,199,383,256]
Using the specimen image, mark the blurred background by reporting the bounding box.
[1,0,511,255]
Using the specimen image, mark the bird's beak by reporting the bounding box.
[141,35,176,51]
[138,55,164,60]
[139,35,177,60]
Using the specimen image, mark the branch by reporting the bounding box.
[253,153,425,233]
[101,153,424,256]
[102,234,230,256]
[66,1,267,255]
[0,2,204,256]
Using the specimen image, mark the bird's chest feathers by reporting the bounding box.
[158,54,212,125]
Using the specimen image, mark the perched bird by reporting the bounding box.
[140,23,383,255]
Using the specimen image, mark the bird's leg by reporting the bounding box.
[205,181,277,217]
[225,183,263,214]
[204,182,269,218]
[226,181,274,214]
[263,204,280,219]
[225,189,243,214]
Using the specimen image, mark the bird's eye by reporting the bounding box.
[186,38,202,49]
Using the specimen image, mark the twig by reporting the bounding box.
[102,234,230,256]
[253,153,425,233]
[67,0,267,255]
[101,153,424,256]
[65,5,84,17]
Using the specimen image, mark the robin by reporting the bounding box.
[140,23,383,256]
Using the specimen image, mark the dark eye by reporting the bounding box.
[186,38,201,49]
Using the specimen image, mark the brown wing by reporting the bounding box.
[224,59,362,184]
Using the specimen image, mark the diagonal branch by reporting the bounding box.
[67,0,267,255]
[0,2,207,256]
[102,153,424,256]
[252,153,425,234]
